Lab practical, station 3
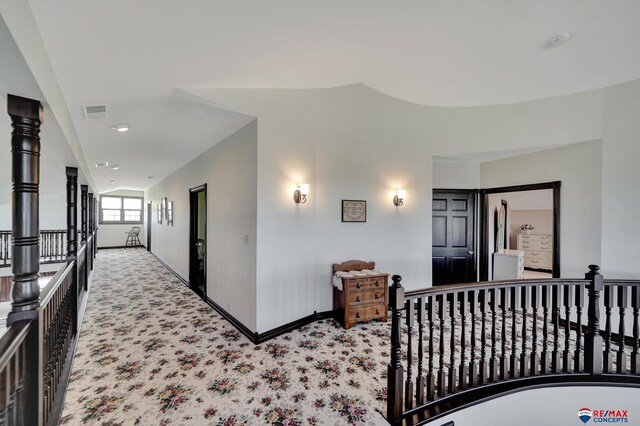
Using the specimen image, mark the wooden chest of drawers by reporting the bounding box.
[517,233,552,271]
[333,273,389,329]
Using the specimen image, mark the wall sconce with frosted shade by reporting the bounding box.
[393,189,406,206]
[293,184,310,204]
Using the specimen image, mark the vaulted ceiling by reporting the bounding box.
[5,1,640,191]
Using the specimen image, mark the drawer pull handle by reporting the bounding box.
[375,294,379,300]
[356,283,361,289]
[356,313,360,319]
[375,282,379,287]
[375,310,379,315]
[356,296,360,302]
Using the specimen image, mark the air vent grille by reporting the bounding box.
[95,162,109,168]
[82,104,107,120]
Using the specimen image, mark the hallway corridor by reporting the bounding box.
[60,249,389,425]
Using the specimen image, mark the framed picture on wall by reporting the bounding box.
[161,197,167,222]
[341,200,367,223]
[157,203,162,224]
[167,201,173,226]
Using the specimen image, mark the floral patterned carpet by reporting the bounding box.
[60,249,391,425]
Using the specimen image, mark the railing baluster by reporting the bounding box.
[563,284,573,373]
[499,287,509,380]
[551,285,562,373]
[632,287,640,374]
[405,299,415,410]
[437,294,446,397]
[416,297,426,405]
[617,285,628,374]
[479,289,488,384]
[469,290,478,387]
[541,285,550,374]
[574,284,585,372]
[426,296,435,401]
[520,285,530,377]
[530,285,540,376]
[489,288,498,382]
[447,293,457,394]
[458,291,469,390]
[509,286,520,379]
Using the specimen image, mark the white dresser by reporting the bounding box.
[517,233,552,271]
[493,249,525,280]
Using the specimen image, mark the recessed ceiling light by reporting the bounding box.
[95,162,109,168]
[109,180,116,184]
[547,32,572,49]
[111,165,120,170]
[111,124,130,132]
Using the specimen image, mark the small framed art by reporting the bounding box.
[341,200,366,223]
[167,201,173,226]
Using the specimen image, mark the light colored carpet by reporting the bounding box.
[60,249,390,425]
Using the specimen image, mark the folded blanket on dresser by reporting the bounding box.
[332,269,381,291]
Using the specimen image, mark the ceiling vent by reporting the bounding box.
[82,104,108,120]
[95,162,109,168]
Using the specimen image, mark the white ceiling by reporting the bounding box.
[16,0,640,191]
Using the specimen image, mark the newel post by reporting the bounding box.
[387,275,404,424]
[585,264,604,375]
[7,95,42,317]
[6,94,44,426]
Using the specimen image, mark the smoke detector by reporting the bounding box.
[82,104,108,120]
[548,32,572,49]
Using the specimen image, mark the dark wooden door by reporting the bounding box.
[432,190,476,285]
[189,185,207,299]
[146,202,152,252]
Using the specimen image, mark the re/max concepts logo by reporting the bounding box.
[578,407,629,423]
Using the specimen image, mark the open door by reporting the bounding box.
[146,201,152,251]
[480,181,561,280]
[189,184,207,298]
[432,189,477,285]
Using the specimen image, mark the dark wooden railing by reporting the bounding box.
[0,230,96,426]
[0,230,67,268]
[39,262,76,424]
[1,95,100,426]
[0,321,32,425]
[387,266,640,425]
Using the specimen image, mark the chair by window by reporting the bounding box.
[125,226,142,247]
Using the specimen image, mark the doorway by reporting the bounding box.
[432,189,478,285]
[480,181,561,280]
[189,184,207,298]
[146,202,152,252]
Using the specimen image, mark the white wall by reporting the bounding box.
[433,160,480,189]
[481,141,603,278]
[145,121,257,332]
[254,86,433,333]
[601,80,640,279]
[437,386,639,426]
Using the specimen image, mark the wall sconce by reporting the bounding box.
[393,189,406,206]
[293,184,310,204]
